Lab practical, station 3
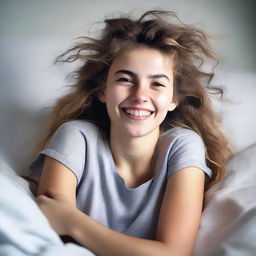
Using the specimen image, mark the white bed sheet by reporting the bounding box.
[193,143,256,255]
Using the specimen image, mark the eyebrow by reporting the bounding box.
[115,69,170,81]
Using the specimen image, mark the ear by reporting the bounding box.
[97,90,106,103]
[168,102,177,111]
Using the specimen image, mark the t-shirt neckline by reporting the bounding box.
[103,136,154,191]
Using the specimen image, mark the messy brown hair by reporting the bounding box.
[36,10,232,187]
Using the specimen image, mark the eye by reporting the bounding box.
[117,77,134,83]
[152,81,165,87]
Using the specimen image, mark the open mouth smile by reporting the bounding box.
[122,108,154,120]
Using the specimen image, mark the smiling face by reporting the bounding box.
[99,46,176,139]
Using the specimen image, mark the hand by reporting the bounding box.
[35,189,77,235]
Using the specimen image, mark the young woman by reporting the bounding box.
[29,10,232,256]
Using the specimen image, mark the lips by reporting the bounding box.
[122,107,154,119]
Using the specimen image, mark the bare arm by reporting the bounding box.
[36,165,205,256]
[37,156,77,206]
[156,167,205,255]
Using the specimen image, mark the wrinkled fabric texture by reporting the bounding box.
[193,143,256,256]
[0,168,95,256]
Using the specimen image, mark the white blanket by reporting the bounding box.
[0,168,94,256]
[193,143,256,255]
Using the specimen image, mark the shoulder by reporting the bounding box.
[29,121,100,181]
[162,126,201,138]
[56,120,103,139]
[159,127,204,151]
[46,120,105,151]
[157,127,212,178]
[60,120,99,133]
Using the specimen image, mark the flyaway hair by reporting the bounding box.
[35,10,232,188]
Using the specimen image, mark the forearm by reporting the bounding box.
[68,209,175,256]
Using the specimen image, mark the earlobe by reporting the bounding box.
[168,102,177,111]
[98,91,106,103]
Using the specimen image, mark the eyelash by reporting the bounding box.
[152,82,165,87]
[117,78,134,83]
[117,78,165,87]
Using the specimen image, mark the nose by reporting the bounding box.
[131,85,149,103]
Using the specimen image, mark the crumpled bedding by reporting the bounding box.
[1,144,256,256]
[0,168,94,256]
[193,143,256,256]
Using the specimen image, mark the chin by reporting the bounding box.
[123,126,159,139]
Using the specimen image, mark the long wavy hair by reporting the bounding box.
[35,10,232,187]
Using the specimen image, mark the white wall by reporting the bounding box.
[0,0,256,174]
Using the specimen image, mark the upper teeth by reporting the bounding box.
[125,109,152,117]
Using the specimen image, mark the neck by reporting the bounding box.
[109,128,160,187]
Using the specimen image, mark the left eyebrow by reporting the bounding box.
[148,74,170,81]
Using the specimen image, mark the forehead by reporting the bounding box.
[109,46,174,75]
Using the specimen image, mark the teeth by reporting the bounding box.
[125,109,152,117]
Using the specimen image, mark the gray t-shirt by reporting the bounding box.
[29,120,212,239]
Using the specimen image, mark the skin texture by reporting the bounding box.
[36,46,205,256]
[99,46,176,139]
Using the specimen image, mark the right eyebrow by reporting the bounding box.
[115,70,137,78]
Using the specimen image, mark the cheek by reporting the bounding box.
[106,89,119,104]
[156,93,173,111]
[106,86,128,104]
[105,88,124,114]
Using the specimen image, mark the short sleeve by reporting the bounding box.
[29,122,86,183]
[167,129,212,178]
